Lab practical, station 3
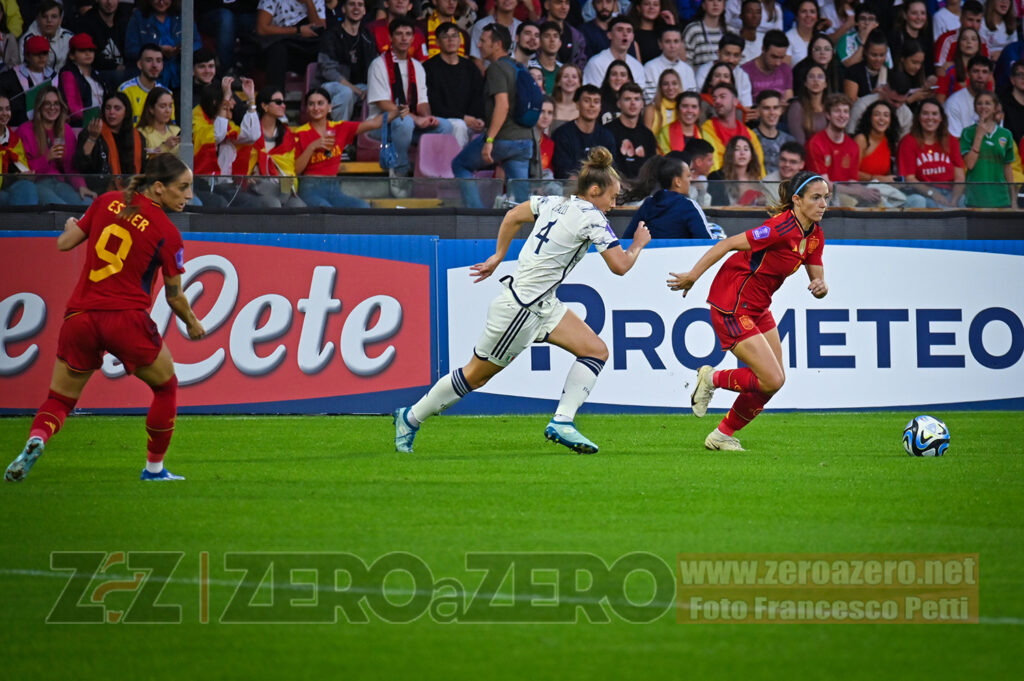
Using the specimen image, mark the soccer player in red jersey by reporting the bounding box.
[667,170,830,451]
[5,154,206,482]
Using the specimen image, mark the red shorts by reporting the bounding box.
[57,309,163,374]
[710,308,777,351]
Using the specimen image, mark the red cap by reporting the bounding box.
[25,35,50,55]
[69,33,97,51]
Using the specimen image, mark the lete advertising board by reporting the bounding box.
[0,233,435,413]
[444,242,1024,412]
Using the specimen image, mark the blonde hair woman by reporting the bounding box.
[394,147,652,455]
[643,68,683,136]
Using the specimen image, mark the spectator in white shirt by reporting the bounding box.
[933,0,964,41]
[19,1,73,71]
[642,26,697,103]
[367,17,454,177]
[786,0,824,66]
[726,0,784,36]
[979,0,1017,60]
[469,0,521,62]
[819,0,856,39]
[695,33,754,107]
[946,54,994,136]
[583,16,648,92]
[737,0,763,64]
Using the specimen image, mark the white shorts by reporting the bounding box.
[473,288,568,367]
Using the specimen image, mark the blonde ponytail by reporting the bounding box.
[572,146,620,198]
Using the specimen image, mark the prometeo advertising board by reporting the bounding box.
[443,241,1024,413]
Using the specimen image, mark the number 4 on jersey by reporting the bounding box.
[534,220,556,254]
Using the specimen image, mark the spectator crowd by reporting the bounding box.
[1,0,1023,208]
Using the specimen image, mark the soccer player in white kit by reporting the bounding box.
[393,147,652,454]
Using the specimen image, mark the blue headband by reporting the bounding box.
[794,175,825,196]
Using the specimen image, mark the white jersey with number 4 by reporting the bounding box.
[501,195,620,308]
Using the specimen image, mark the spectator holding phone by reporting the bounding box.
[137,86,181,158]
[257,0,327,90]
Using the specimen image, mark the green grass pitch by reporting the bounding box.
[1,411,1022,680]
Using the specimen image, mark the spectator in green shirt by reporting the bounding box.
[960,91,1016,207]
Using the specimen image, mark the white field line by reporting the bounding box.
[1,568,1019,625]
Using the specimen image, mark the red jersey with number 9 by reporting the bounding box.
[65,191,186,314]
[707,209,824,316]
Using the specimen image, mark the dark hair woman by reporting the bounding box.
[74,91,144,192]
[668,169,830,452]
[621,154,719,238]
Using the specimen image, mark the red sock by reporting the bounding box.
[29,390,78,443]
[713,368,760,393]
[718,391,772,436]
[145,376,177,462]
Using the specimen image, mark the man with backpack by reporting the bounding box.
[452,23,541,208]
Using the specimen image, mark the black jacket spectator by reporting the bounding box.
[1000,87,1024,146]
[580,19,610,59]
[75,1,133,74]
[423,53,485,121]
[604,117,657,179]
[550,120,615,178]
[318,15,377,87]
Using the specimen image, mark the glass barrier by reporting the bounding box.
[689,179,1024,210]
[0,174,505,209]
[2,175,1021,210]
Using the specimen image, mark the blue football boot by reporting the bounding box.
[393,407,419,453]
[5,437,45,482]
[544,420,599,454]
[140,468,185,481]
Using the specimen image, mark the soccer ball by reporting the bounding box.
[902,416,950,457]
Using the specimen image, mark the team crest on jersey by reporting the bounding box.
[752,225,771,240]
[739,316,755,330]
[807,236,820,253]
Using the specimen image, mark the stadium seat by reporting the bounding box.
[413,134,461,178]
[356,128,381,163]
[284,70,304,107]
[356,99,378,162]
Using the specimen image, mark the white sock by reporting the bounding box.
[409,368,472,425]
[145,460,164,474]
[553,357,605,422]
